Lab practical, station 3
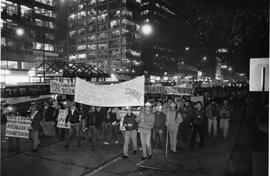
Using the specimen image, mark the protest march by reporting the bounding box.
[3,75,249,162]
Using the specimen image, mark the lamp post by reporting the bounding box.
[141,23,153,77]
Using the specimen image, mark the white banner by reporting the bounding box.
[5,116,31,139]
[57,109,71,129]
[75,76,145,107]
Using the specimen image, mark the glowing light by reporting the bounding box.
[228,67,233,71]
[110,73,118,81]
[16,28,24,36]
[141,24,152,35]
[132,70,135,73]
[185,47,190,51]
[202,56,207,61]
[164,72,167,76]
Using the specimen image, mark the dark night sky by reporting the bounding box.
[56,0,269,75]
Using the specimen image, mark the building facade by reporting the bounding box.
[140,0,178,74]
[1,0,58,83]
[66,0,142,78]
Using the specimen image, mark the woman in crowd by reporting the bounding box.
[136,102,155,160]
[122,106,138,159]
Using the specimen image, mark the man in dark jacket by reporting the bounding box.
[179,100,193,146]
[153,102,166,151]
[122,106,138,158]
[42,101,55,137]
[190,101,206,149]
[64,102,81,148]
[86,106,98,150]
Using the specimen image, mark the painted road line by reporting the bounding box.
[138,165,168,171]
[136,159,146,167]
[85,156,122,176]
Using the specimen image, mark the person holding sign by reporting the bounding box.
[122,107,138,159]
[136,102,155,160]
[165,102,183,153]
[64,102,81,148]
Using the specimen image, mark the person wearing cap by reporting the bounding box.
[190,101,206,149]
[165,102,183,153]
[136,102,155,160]
[122,106,138,159]
[206,100,219,137]
[153,101,166,152]
[64,102,81,148]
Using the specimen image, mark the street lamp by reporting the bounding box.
[202,56,207,61]
[16,28,24,36]
[141,24,153,36]
[185,46,190,51]
[228,67,233,71]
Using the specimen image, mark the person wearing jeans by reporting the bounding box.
[219,99,232,139]
[136,102,155,160]
[206,101,219,137]
[64,103,81,148]
[165,102,183,153]
[122,107,138,158]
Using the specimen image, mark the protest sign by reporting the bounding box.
[50,81,75,95]
[57,109,71,129]
[75,76,145,107]
[5,116,31,139]
[145,85,194,95]
[190,96,204,105]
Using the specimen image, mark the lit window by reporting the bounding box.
[69,30,77,37]
[8,61,18,69]
[69,13,77,21]
[1,60,8,69]
[135,0,141,3]
[69,54,77,61]
[77,44,86,50]
[35,42,43,50]
[21,62,33,70]
[44,44,54,51]
[88,35,96,42]
[1,37,6,46]
[88,44,96,50]
[78,53,86,59]
[98,43,108,49]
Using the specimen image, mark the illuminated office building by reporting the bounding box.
[1,0,58,83]
[66,0,142,77]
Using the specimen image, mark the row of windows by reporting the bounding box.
[1,60,34,70]
[69,9,132,23]
[1,37,55,51]
[1,1,56,19]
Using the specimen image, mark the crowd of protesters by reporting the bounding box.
[1,86,252,161]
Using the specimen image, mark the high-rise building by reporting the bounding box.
[140,0,178,74]
[1,0,58,83]
[66,0,142,79]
